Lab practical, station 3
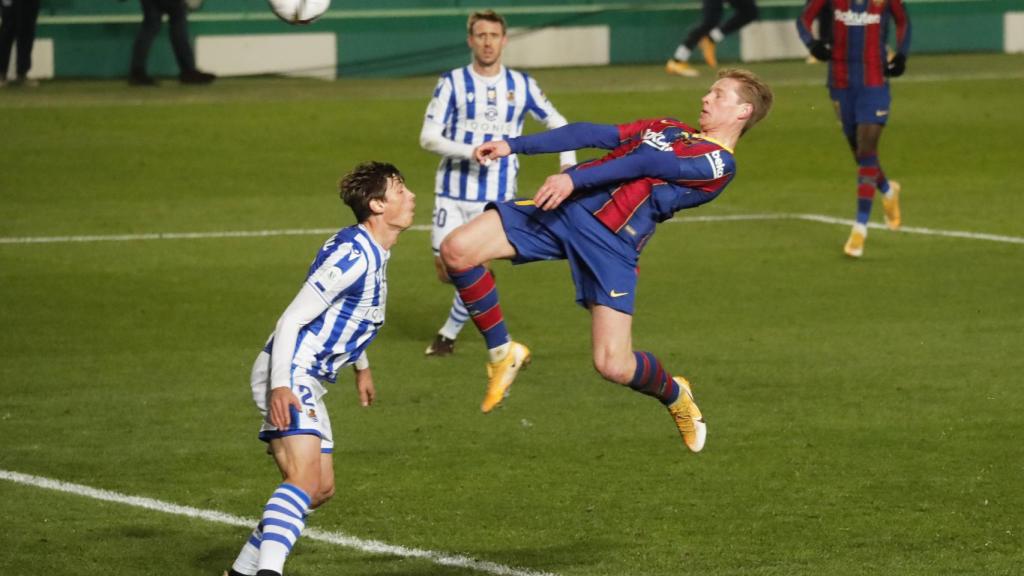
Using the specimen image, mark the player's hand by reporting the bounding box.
[533,173,574,211]
[474,141,511,165]
[269,387,302,430]
[885,53,906,77]
[809,40,832,62]
[354,367,375,407]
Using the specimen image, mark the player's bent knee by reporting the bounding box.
[312,484,335,508]
[440,234,469,271]
[593,356,632,385]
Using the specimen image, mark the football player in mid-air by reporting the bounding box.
[225,162,415,576]
[797,0,911,257]
[420,9,575,357]
[440,69,773,452]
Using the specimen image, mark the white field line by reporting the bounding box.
[2,213,1021,245]
[0,469,557,576]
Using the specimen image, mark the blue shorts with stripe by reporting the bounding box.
[490,199,639,315]
[830,85,891,141]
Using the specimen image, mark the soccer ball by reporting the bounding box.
[268,0,331,24]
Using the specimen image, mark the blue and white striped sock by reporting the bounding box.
[439,292,470,340]
[256,483,310,575]
[230,522,263,575]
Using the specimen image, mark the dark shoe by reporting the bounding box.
[179,69,216,85]
[424,334,456,357]
[128,72,158,86]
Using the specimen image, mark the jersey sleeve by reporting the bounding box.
[890,0,912,56]
[508,122,621,155]
[569,146,735,192]
[421,73,477,159]
[796,0,829,46]
[306,242,370,305]
[424,73,455,127]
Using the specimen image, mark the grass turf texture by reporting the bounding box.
[1,53,1022,575]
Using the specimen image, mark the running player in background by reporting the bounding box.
[666,0,760,78]
[441,69,772,452]
[797,0,911,258]
[420,9,575,357]
[225,162,415,576]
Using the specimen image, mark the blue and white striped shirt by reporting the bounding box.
[265,224,388,386]
[424,64,572,202]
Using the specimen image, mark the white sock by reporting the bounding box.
[488,342,511,364]
[439,292,469,340]
[257,483,310,575]
[230,523,262,575]
[709,28,724,42]
[673,45,691,62]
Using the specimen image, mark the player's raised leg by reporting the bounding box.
[440,210,530,412]
[591,305,706,452]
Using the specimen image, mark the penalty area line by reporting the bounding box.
[0,469,557,576]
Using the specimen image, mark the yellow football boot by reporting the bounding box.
[481,342,531,413]
[698,37,718,68]
[667,377,706,453]
[844,227,866,258]
[665,59,699,78]
[882,180,901,230]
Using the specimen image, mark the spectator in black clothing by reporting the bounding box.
[665,0,760,78]
[0,0,41,87]
[129,0,215,85]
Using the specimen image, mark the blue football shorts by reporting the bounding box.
[490,199,639,315]
[830,85,891,140]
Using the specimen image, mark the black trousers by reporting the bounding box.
[0,0,41,78]
[682,0,760,49]
[130,0,196,74]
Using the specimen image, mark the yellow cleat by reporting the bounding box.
[667,377,706,452]
[844,227,866,258]
[482,342,531,413]
[882,180,901,230]
[698,37,718,68]
[665,59,699,78]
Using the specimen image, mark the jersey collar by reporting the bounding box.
[696,132,734,154]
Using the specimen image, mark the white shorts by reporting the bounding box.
[250,351,334,453]
[430,196,491,254]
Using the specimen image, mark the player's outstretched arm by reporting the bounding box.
[474,140,512,164]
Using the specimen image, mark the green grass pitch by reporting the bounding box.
[1,53,1023,576]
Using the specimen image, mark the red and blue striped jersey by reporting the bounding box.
[797,0,911,89]
[508,118,736,252]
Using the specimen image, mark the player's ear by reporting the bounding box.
[738,102,753,122]
[369,197,387,216]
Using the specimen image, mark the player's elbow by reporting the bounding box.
[419,132,436,152]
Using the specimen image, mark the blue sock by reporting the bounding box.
[629,351,680,405]
[856,154,880,226]
[448,266,510,350]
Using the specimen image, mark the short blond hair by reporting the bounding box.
[718,68,773,134]
[467,10,506,35]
